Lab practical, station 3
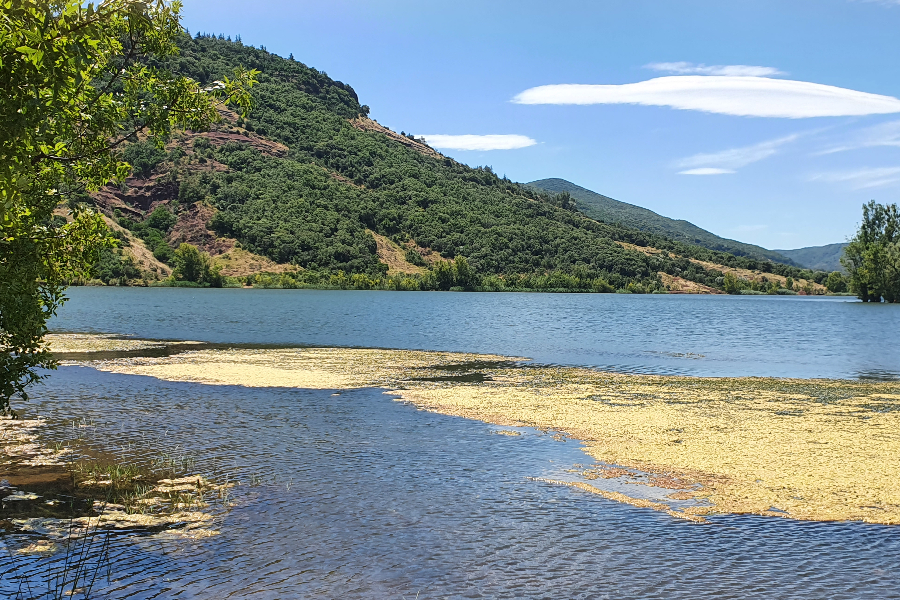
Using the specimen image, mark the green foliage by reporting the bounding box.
[162,36,832,295]
[842,201,900,302]
[146,206,178,231]
[825,271,847,293]
[775,243,847,273]
[172,243,223,286]
[241,265,625,294]
[722,272,743,294]
[119,207,177,264]
[0,0,255,414]
[529,178,802,266]
[123,140,168,179]
[91,249,142,285]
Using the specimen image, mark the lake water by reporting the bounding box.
[3,289,899,598]
[49,287,900,379]
[6,368,900,599]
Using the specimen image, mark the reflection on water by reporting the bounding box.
[4,366,898,599]
[855,369,900,381]
[49,288,900,379]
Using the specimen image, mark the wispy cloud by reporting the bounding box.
[679,168,736,176]
[512,76,900,118]
[419,134,537,151]
[818,120,900,154]
[676,134,801,174]
[810,166,900,189]
[645,62,785,77]
[853,0,900,6]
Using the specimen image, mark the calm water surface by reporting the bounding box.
[3,289,898,598]
[50,287,900,379]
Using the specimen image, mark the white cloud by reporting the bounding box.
[678,168,736,175]
[512,76,900,118]
[419,134,537,151]
[676,134,801,173]
[810,166,900,189]
[646,62,785,77]
[818,120,900,154]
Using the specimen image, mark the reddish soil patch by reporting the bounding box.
[404,239,443,265]
[168,203,235,256]
[176,129,288,158]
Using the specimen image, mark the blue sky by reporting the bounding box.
[183,0,900,249]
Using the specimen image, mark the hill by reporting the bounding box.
[528,178,798,266]
[84,33,829,294]
[774,243,847,273]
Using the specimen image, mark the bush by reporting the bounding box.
[123,140,168,178]
[171,243,223,287]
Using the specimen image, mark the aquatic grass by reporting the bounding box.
[53,334,900,524]
[4,507,112,600]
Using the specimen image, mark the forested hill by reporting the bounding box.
[90,33,829,293]
[528,178,798,266]
[774,243,847,273]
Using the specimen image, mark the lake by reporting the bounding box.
[2,289,898,599]
[49,287,900,379]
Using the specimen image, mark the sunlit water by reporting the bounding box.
[6,368,900,599]
[2,289,899,598]
[49,287,900,379]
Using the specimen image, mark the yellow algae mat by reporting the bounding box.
[49,335,900,524]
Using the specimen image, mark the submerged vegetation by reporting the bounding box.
[55,334,900,525]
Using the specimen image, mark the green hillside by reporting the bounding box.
[91,34,829,293]
[528,178,798,266]
[774,243,847,273]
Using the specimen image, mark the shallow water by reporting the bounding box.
[50,287,900,379]
[4,367,900,599]
[7,290,898,598]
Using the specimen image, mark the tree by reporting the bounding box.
[722,272,742,294]
[172,243,222,286]
[825,271,846,294]
[0,0,255,413]
[842,201,900,303]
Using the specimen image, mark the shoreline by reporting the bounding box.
[34,333,900,526]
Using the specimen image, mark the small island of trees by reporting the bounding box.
[842,201,900,303]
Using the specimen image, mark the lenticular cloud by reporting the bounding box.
[513,76,900,118]
[420,134,537,151]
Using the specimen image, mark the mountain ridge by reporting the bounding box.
[774,243,847,273]
[527,178,799,266]
[86,34,831,294]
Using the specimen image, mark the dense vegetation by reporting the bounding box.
[842,201,899,302]
[101,33,836,295]
[529,178,799,265]
[0,1,253,414]
[775,243,847,273]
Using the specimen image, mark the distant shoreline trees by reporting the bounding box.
[842,201,900,303]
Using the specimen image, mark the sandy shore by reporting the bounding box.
[46,334,900,525]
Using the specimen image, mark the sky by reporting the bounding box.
[182,0,900,250]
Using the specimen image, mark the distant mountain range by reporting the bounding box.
[774,243,847,273]
[528,178,799,266]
